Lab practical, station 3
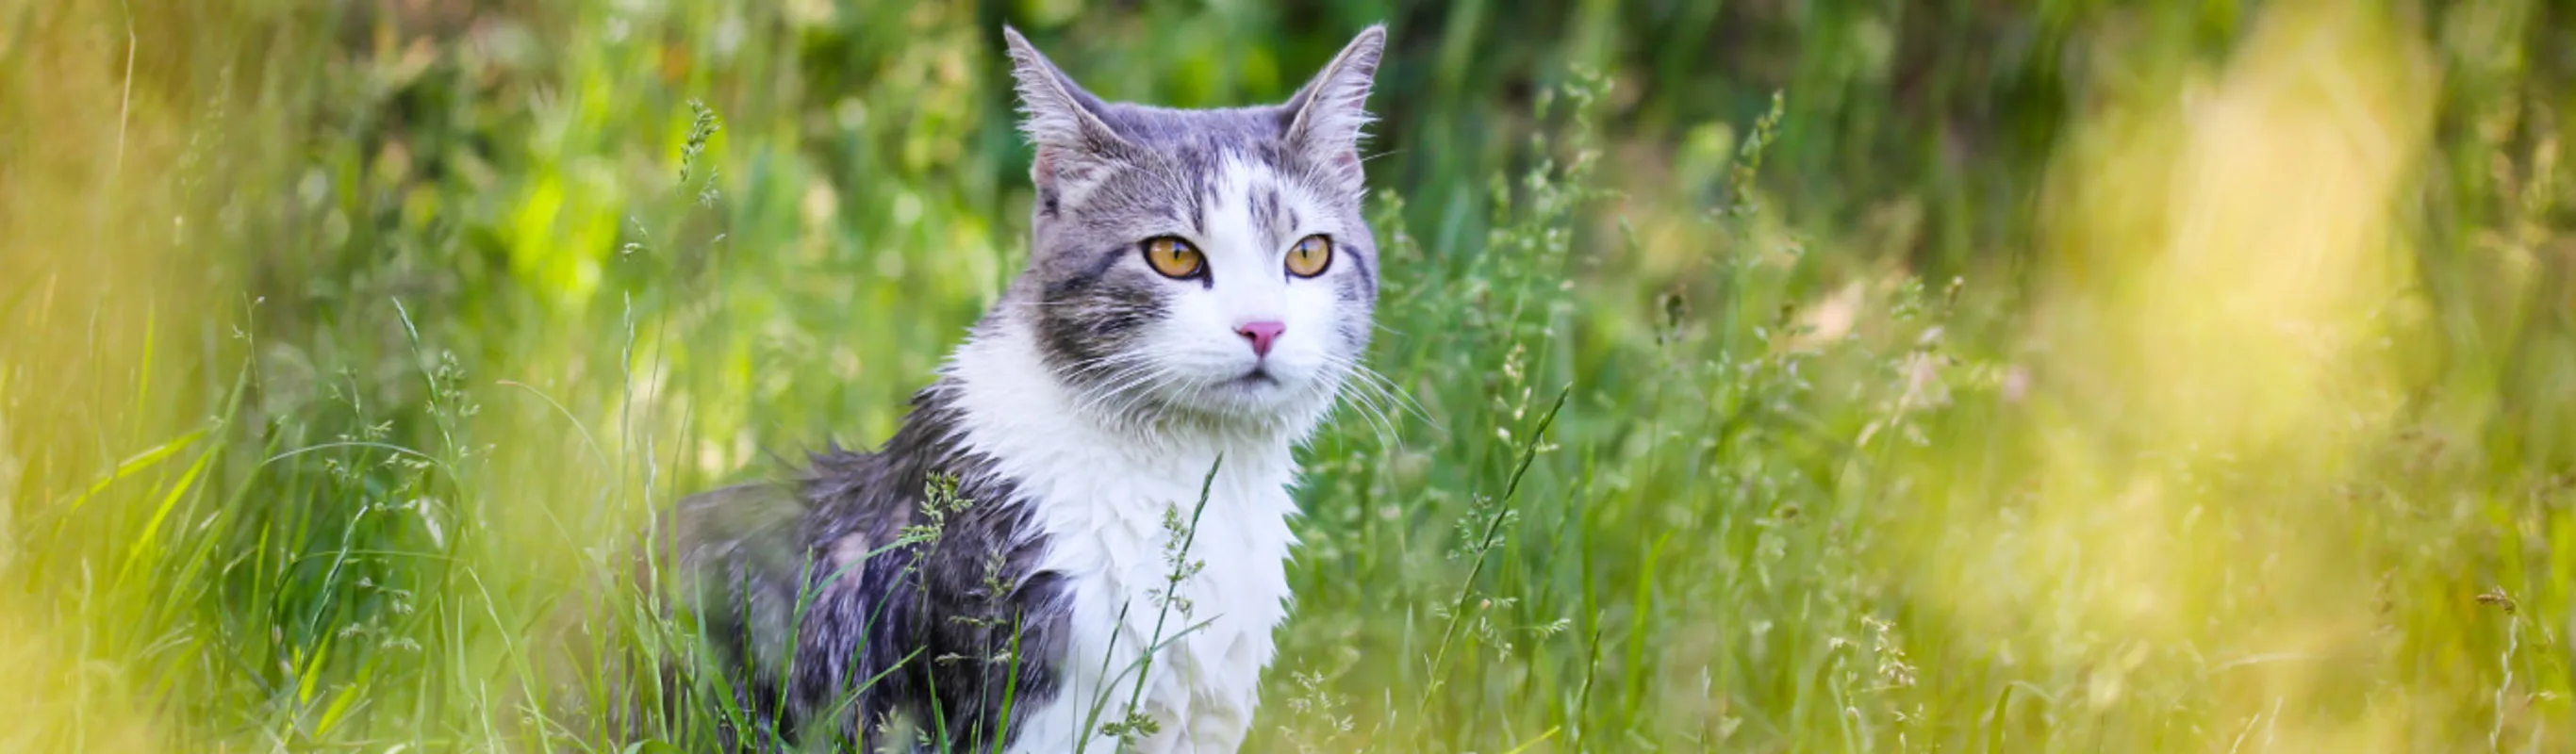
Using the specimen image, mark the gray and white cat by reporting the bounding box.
[666,24,1386,753]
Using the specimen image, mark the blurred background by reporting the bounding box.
[4,0,2574,750]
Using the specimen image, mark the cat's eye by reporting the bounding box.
[1286,235,1333,278]
[1142,237,1205,279]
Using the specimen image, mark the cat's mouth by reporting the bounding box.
[1229,367,1281,388]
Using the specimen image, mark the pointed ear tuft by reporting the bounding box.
[1283,25,1387,188]
[1002,25,1126,153]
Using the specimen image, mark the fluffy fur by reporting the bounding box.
[663,25,1388,753]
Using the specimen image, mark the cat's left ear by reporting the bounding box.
[1282,25,1387,192]
[1004,25,1133,207]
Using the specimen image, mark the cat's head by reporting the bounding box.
[999,25,1385,439]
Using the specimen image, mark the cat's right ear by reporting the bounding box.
[1281,25,1387,196]
[1002,26,1130,201]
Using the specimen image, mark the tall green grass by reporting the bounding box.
[5,0,2574,751]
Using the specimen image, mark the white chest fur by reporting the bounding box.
[948,329,1303,753]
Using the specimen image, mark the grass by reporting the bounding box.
[4,0,2576,751]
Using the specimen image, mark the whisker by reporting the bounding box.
[1319,352,1431,428]
[1071,362,1164,420]
[1331,384,1401,451]
[1308,357,1407,451]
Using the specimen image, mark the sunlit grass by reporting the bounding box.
[4,0,2573,751]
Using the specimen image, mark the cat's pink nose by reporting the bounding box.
[1236,320,1285,357]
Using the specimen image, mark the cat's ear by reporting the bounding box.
[1282,25,1387,191]
[1003,26,1130,199]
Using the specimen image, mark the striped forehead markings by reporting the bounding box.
[1198,156,1297,255]
[1251,180,1286,248]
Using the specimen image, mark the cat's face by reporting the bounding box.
[1001,26,1385,435]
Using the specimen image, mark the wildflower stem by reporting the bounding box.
[1119,454,1222,737]
[1421,385,1569,718]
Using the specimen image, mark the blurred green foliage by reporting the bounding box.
[6,0,2576,751]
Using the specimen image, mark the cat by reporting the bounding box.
[660,24,1387,753]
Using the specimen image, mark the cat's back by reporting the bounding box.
[663,447,926,599]
[669,482,807,567]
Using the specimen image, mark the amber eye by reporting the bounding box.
[1142,237,1204,279]
[1286,235,1333,278]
